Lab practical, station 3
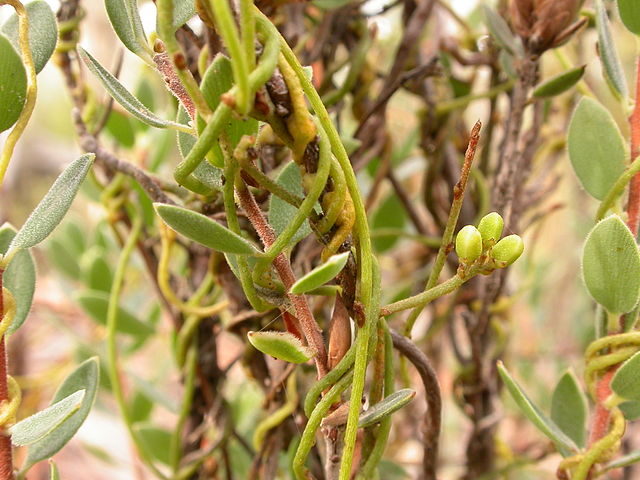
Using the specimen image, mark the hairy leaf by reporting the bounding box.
[0,33,26,132]
[248,331,315,363]
[358,389,416,428]
[533,66,586,98]
[290,252,350,294]
[582,216,640,314]
[596,0,628,99]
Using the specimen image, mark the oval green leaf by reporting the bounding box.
[372,193,406,253]
[551,370,588,448]
[533,65,586,98]
[154,203,259,255]
[8,154,94,252]
[81,247,114,293]
[358,389,416,428]
[618,0,640,35]
[568,98,626,200]
[290,252,350,294]
[0,33,27,132]
[22,357,100,473]
[0,223,35,335]
[596,0,628,100]
[268,162,312,246]
[73,290,154,337]
[79,47,189,131]
[498,361,578,456]
[248,331,315,363]
[104,0,152,61]
[10,390,85,446]
[611,351,640,402]
[133,424,173,466]
[1,0,57,74]
[582,216,640,314]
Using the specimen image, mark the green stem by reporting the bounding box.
[210,0,251,115]
[436,81,514,115]
[597,155,640,221]
[404,121,481,336]
[293,373,353,480]
[0,0,37,186]
[106,218,168,480]
[240,0,255,72]
[383,268,480,316]
[170,345,197,474]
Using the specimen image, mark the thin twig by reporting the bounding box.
[390,329,441,480]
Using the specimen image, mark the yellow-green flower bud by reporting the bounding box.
[455,225,483,264]
[491,234,524,267]
[477,212,504,248]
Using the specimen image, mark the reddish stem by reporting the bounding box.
[587,368,616,447]
[0,270,12,480]
[625,60,640,236]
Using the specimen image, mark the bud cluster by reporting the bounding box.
[509,0,585,54]
[455,212,524,271]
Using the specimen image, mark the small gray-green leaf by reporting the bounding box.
[154,203,259,255]
[74,290,154,337]
[10,390,85,446]
[0,223,35,334]
[268,162,312,245]
[9,154,94,252]
[582,216,640,314]
[358,389,416,428]
[551,370,588,448]
[482,5,522,56]
[0,33,27,132]
[568,98,626,200]
[1,1,57,74]
[618,0,640,35]
[533,66,586,98]
[133,424,172,466]
[248,331,315,364]
[596,0,628,100]
[290,252,350,294]
[498,362,578,455]
[79,47,189,131]
[611,351,640,401]
[22,358,100,472]
[104,0,151,61]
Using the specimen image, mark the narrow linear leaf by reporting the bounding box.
[498,362,578,455]
[248,331,315,364]
[10,390,85,446]
[568,97,626,200]
[9,154,94,251]
[358,389,416,428]
[618,0,640,35]
[104,0,151,60]
[551,370,588,448]
[533,66,586,98]
[22,358,100,473]
[0,33,27,132]
[0,224,35,335]
[79,47,188,131]
[154,203,259,255]
[604,450,640,472]
[290,252,350,294]
[582,216,640,314]
[611,351,640,402]
[482,6,522,55]
[1,0,57,74]
[133,424,172,466]
[596,0,628,99]
[73,290,154,337]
